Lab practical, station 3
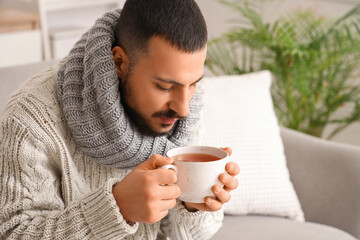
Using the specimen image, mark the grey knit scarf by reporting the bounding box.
[56,9,203,169]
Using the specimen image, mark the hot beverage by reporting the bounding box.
[174,153,221,162]
[163,146,229,203]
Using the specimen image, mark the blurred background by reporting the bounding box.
[0,0,359,146]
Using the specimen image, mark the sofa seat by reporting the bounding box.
[211,215,357,240]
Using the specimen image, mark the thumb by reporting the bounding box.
[136,154,174,170]
[220,147,232,156]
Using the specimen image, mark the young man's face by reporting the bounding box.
[113,36,206,136]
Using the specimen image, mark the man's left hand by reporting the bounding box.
[183,147,240,212]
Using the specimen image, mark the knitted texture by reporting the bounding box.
[0,64,222,239]
[57,9,203,168]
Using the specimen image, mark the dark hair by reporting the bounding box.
[115,0,207,65]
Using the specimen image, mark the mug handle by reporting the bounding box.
[158,165,178,186]
[159,164,178,174]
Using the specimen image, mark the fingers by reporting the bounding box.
[219,172,238,192]
[159,184,181,200]
[158,210,170,221]
[202,184,232,211]
[212,184,231,203]
[138,154,174,170]
[186,185,232,212]
[204,197,223,211]
[184,184,233,212]
[146,209,170,224]
[220,147,232,156]
[154,168,177,185]
[151,154,174,169]
[159,199,177,211]
[185,200,221,212]
[225,161,240,176]
[183,202,199,212]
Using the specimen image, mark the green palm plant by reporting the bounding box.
[206,0,360,139]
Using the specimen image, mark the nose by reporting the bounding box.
[169,88,191,117]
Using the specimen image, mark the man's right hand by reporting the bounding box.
[112,154,180,224]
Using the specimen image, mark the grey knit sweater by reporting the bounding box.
[57,9,203,169]
[0,63,223,239]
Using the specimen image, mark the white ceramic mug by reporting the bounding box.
[162,146,229,203]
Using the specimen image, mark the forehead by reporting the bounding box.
[138,36,206,84]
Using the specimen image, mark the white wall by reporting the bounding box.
[196,0,360,146]
[197,0,358,39]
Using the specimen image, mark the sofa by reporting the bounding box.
[1,62,360,240]
[211,126,360,240]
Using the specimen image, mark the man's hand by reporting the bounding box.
[184,147,240,212]
[112,154,181,224]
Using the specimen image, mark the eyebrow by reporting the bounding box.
[154,74,204,87]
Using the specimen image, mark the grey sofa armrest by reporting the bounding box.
[280,127,360,238]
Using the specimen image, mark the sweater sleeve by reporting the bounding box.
[0,115,138,239]
[160,201,224,240]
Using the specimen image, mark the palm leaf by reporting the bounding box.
[206,1,360,138]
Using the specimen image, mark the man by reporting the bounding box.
[0,0,239,239]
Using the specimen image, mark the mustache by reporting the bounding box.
[152,109,185,119]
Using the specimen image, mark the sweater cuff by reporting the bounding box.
[81,178,138,239]
[172,201,224,226]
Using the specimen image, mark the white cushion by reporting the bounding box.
[198,71,304,221]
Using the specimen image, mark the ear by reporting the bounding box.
[112,46,129,78]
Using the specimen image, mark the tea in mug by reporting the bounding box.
[174,153,221,162]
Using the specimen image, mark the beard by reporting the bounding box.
[119,75,183,137]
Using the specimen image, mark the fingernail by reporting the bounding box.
[214,186,220,194]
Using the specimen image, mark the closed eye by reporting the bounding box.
[156,84,173,92]
[190,82,198,88]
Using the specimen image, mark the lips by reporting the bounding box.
[160,117,178,125]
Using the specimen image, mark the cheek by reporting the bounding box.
[133,86,167,115]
